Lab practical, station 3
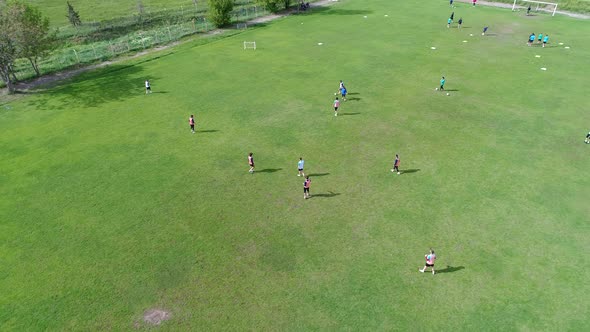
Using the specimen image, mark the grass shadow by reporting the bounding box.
[24,64,150,110]
[437,265,465,274]
[348,97,361,101]
[313,191,340,198]
[313,7,373,16]
[443,89,459,92]
[307,173,330,177]
[402,169,421,174]
[347,92,360,95]
[198,130,219,133]
[257,168,282,173]
[339,112,361,116]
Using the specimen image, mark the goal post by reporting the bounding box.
[512,0,558,16]
[243,41,256,50]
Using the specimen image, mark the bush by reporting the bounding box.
[257,0,281,13]
[208,0,234,27]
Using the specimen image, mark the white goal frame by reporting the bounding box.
[512,0,558,16]
[243,41,256,50]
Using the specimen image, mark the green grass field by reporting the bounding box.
[25,0,199,26]
[2,0,590,329]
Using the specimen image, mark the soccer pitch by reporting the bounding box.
[1,0,590,329]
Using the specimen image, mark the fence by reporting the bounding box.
[8,0,322,85]
[10,2,270,83]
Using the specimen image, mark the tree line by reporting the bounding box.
[0,0,298,93]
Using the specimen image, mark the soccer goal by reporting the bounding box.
[512,0,558,16]
[243,41,256,50]
[236,23,248,30]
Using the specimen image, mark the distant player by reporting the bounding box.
[585,131,590,144]
[527,5,531,15]
[458,17,463,28]
[298,157,305,176]
[189,114,195,134]
[420,249,437,275]
[340,86,347,101]
[439,76,446,91]
[339,80,345,90]
[450,0,453,6]
[538,33,543,44]
[542,34,549,47]
[528,33,535,46]
[145,79,151,94]
[391,154,400,174]
[472,0,476,6]
[482,26,488,35]
[447,17,452,28]
[248,152,255,173]
[333,97,340,117]
[303,176,311,199]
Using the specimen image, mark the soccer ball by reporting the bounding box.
[435,87,439,91]
[334,92,338,95]
[446,92,450,96]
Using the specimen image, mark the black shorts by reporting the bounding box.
[426,263,434,267]
[543,41,547,44]
[586,134,590,138]
[334,107,338,111]
[190,124,195,129]
[146,86,151,90]
[249,164,254,168]
[304,187,309,193]
[298,168,303,171]
[341,93,346,97]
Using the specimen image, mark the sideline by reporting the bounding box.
[3,0,339,94]
[453,0,590,19]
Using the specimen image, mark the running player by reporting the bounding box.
[542,34,549,47]
[420,249,437,275]
[248,153,255,173]
[303,176,311,199]
[189,115,195,134]
[333,97,340,117]
[145,79,151,94]
[391,154,401,174]
[298,157,305,176]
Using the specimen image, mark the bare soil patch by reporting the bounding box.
[143,309,171,325]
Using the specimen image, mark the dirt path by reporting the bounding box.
[5,0,338,93]
[454,0,590,19]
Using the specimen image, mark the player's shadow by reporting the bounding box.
[484,33,498,36]
[436,265,465,274]
[307,173,330,177]
[339,112,361,116]
[348,97,362,101]
[198,130,219,133]
[347,92,360,95]
[444,89,459,92]
[257,168,282,173]
[401,169,420,174]
[313,191,340,198]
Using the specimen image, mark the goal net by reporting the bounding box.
[512,0,558,16]
[243,41,256,50]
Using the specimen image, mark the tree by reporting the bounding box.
[16,3,56,76]
[208,0,234,27]
[0,4,21,92]
[67,1,81,27]
[282,0,292,10]
[256,0,281,13]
